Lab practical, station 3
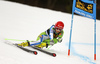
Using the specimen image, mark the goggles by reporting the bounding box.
[55,27,62,31]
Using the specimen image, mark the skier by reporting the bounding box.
[18,21,64,48]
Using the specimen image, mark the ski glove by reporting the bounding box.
[50,40,55,45]
[57,37,62,43]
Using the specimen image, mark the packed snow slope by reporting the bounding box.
[0,1,100,64]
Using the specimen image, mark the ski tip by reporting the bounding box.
[33,51,38,55]
[52,53,56,57]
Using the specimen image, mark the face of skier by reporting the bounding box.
[55,28,62,33]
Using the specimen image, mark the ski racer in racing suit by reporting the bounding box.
[18,21,64,48]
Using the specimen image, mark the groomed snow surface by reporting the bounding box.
[0,1,100,64]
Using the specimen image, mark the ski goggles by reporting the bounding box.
[55,27,62,31]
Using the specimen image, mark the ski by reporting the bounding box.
[15,45,37,55]
[5,41,38,55]
[5,41,56,56]
[30,46,56,57]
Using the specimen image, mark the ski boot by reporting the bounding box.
[35,42,47,48]
[17,40,30,47]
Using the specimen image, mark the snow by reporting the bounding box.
[0,1,100,64]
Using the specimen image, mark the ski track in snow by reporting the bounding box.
[66,42,100,64]
[69,43,96,64]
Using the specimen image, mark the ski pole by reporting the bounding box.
[5,38,26,41]
[47,45,52,50]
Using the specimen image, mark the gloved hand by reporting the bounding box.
[57,37,62,43]
[50,40,55,46]
[43,39,57,46]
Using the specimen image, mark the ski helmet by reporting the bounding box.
[54,21,64,30]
